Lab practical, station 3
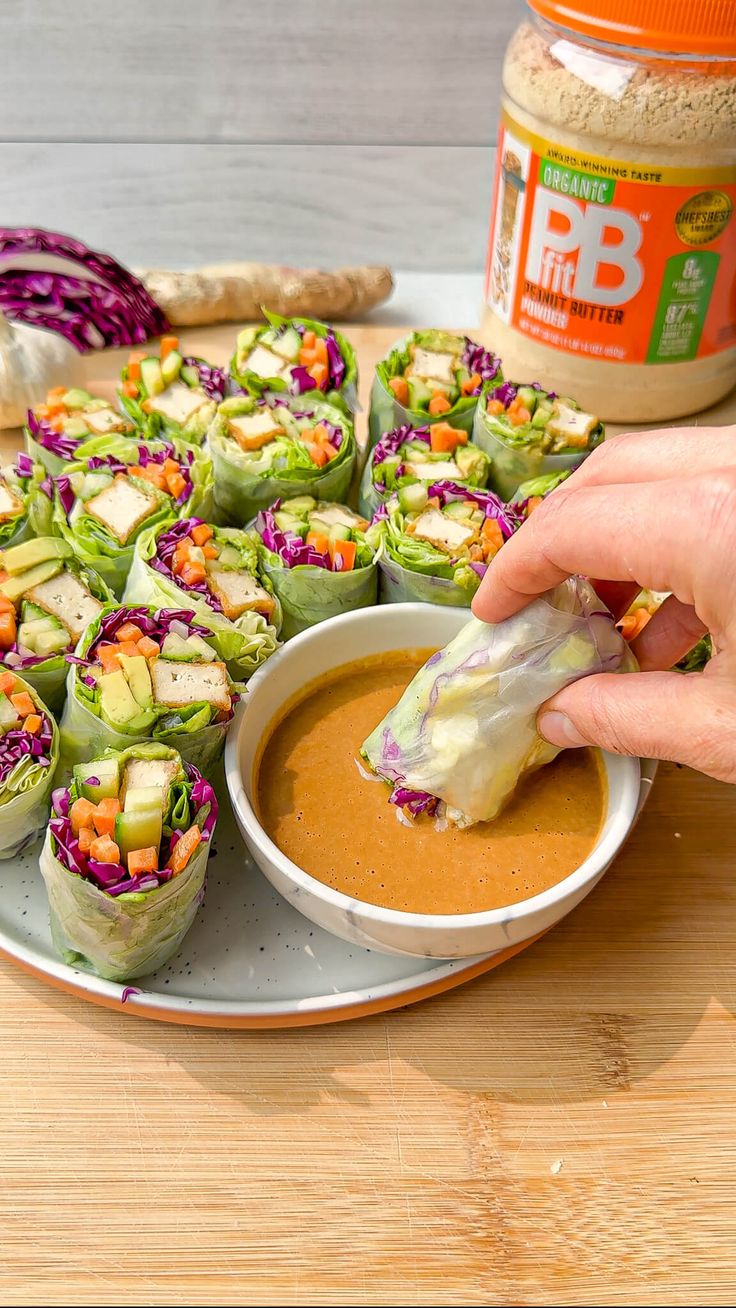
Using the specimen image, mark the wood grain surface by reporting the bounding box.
[0,325,735,1307]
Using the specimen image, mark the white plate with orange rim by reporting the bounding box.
[0,760,656,1029]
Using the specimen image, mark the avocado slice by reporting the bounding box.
[115,808,163,868]
[117,654,154,710]
[281,495,316,516]
[98,670,144,729]
[0,559,64,603]
[140,357,165,397]
[455,446,489,482]
[161,349,183,386]
[74,757,121,803]
[0,693,20,734]
[124,785,166,814]
[34,628,71,657]
[0,537,71,576]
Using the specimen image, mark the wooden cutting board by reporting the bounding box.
[1,326,735,1308]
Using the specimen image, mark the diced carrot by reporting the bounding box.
[162,457,180,477]
[311,423,330,444]
[619,610,651,641]
[388,376,410,405]
[10,691,35,718]
[313,336,328,366]
[97,643,122,673]
[49,416,65,433]
[128,847,159,875]
[126,353,145,382]
[133,463,167,490]
[92,797,122,837]
[34,404,51,419]
[306,443,329,468]
[24,713,42,735]
[302,330,316,350]
[159,335,179,360]
[167,473,187,499]
[0,670,15,695]
[461,372,482,396]
[305,531,330,554]
[0,595,15,615]
[525,496,543,516]
[0,611,17,650]
[307,362,329,389]
[180,561,207,586]
[321,442,339,462]
[116,640,140,659]
[137,636,160,660]
[191,523,213,546]
[202,543,219,560]
[481,518,504,555]
[46,386,68,400]
[89,835,120,864]
[430,423,467,454]
[45,402,66,418]
[122,379,139,398]
[298,347,317,369]
[428,393,452,415]
[115,622,144,644]
[167,825,202,875]
[78,827,94,854]
[487,398,505,415]
[70,798,97,836]
[509,406,531,427]
[426,496,441,511]
[0,571,8,585]
[329,538,357,572]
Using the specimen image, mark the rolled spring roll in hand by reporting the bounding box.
[41,741,217,980]
[360,577,635,829]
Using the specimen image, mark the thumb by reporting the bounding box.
[537,670,736,783]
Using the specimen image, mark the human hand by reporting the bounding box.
[471,427,736,780]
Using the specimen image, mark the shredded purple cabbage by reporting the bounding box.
[426,481,524,539]
[68,606,212,669]
[26,409,82,460]
[53,475,75,516]
[488,381,552,410]
[0,709,53,785]
[290,365,322,395]
[150,519,222,610]
[461,338,502,395]
[373,424,430,465]
[257,509,334,571]
[389,787,438,818]
[181,356,228,403]
[0,227,168,350]
[50,446,193,515]
[325,330,346,389]
[15,452,34,478]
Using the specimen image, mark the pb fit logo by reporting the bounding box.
[526,189,644,305]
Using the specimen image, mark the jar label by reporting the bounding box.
[485,112,736,365]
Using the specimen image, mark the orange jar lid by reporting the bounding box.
[528,0,736,56]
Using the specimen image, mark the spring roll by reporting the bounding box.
[368,332,502,448]
[119,337,228,445]
[41,742,217,980]
[209,393,356,524]
[124,518,281,678]
[256,496,377,639]
[369,480,522,608]
[361,577,634,828]
[474,381,604,501]
[230,312,357,415]
[0,453,54,547]
[358,422,491,519]
[0,536,113,713]
[59,604,240,776]
[47,437,214,596]
[25,386,135,476]
[0,670,59,858]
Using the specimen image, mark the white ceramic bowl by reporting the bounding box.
[225,604,642,959]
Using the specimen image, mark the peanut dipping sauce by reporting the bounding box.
[255,651,606,915]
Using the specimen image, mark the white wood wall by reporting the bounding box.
[1,0,524,270]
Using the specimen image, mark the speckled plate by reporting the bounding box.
[0,763,657,1028]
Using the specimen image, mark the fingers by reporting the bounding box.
[537,669,736,782]
[472,469,736,628]
[631,596,708,672]
[559,426,736,492]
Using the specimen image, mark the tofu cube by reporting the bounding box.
[207,568,275,620]
[147,384,209,425]
[404,460,466,481]
[546,403,598,447]
[26,570,103,642]
[0,481,24,521]
[121,756,181,807]
[242,345,290,380]
[410,349,456,386]
[84,475,158,544]
[83,407,129,435]
[227,411,283,451]
[151,659,231,714]
[411,508,475,554]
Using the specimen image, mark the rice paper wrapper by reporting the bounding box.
[13,658,71,718]
[368,371,479,450]
[123,544,281,679]
[209,427,356,525]
[357,455,385,520]
[58,672,230,780]
[472,408,599,502]
[39,827,209,981]
[261,556,378,640]
[361,577,635,827]
[377,553,473,609]
[0,679,60,859]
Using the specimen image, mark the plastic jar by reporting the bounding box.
[482,1,736,422]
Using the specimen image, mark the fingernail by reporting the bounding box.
[538,711,588,748]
